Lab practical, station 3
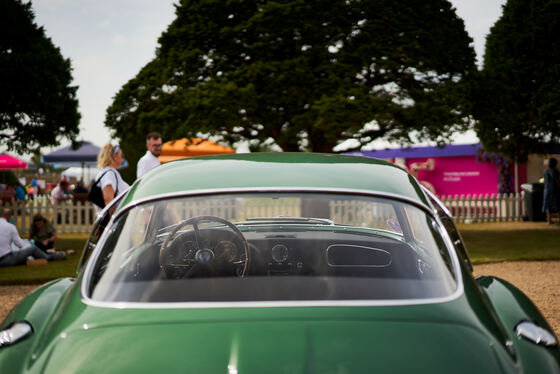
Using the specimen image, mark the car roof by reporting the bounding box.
[121,153,429,208]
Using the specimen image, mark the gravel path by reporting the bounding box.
[1,284,38,321]
[473,261,560,336]
[1,262,559,336]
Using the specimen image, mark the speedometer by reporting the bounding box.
[215,241,237,262]
[271,244,289,263]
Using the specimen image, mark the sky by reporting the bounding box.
[18,0,506,156]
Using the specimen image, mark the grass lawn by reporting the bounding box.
[0,235,87,285]
[1,222,559,285]
[458,221,560,264]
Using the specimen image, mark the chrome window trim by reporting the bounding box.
[81,187,464,308]
[420,185,474,273]
[326,244,392,268]
[82,292,464,310]
[421,187,453,217]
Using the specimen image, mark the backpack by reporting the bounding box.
[88,170,118,209]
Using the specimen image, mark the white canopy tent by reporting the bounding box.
[61,167,99,183]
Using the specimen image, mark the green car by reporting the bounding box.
[1,153,559,373]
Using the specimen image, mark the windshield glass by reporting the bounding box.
[88,192,458,303]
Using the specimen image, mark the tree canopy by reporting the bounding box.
[473,0,560,162]
[0,0,80,154]
[107,0,475,159]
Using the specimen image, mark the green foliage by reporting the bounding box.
[0,0,80,154]
[472,0,560,162]
[106,0,476,159]
[0,171,19,185]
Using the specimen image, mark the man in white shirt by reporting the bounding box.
[137,132,163,178]
[51,180,72,204]
[0,208,64,266]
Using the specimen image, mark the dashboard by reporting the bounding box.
[158,227,421,279]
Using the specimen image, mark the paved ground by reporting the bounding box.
[1,261,559,337]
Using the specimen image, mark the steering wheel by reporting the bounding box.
[159,216,249,279]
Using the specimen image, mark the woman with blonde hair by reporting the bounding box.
[93,143,129,209]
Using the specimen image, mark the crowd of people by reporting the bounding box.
[0,132,163,206]
[0,132,164,268]
[0,178,77,204]
[1,134,560,268]
[0,180,39,204]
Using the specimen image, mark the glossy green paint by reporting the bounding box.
[39,317,504,373]
[2,268,559,373]
[122,153,429,209]
[477,276,560,372]
[0,278,75,371]
[2,153,559,373]
[0,276,515,374]
[2,278,74,331]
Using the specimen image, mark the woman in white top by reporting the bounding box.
[94,143,130,210]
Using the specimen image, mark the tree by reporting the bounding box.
[473,0,560,162]
[0,0,80,154]
[107,0,475,159]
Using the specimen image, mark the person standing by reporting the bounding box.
[3,184,15,204]
[73,180,88,194]
[543,157,560,224]
[28,179,39,200]
[0,208,65,267]
[14,183,26,201]
[51,180,72,204]
[94,143,130,210]
[51,179,72,224]
[137,132,163,178]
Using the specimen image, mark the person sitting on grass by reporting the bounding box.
[28,214,75,256]
[29,214,57,253]
[0,208,66,267]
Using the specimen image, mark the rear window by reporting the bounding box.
[87,192,458,304]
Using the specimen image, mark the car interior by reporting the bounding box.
[87,193,458,303]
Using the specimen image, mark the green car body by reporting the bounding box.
[2,153,559,373]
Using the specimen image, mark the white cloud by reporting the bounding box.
[112,34,127,46]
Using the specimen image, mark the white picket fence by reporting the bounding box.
[438,193,524,223]
[2,195,97,236]
[2,193,526,235]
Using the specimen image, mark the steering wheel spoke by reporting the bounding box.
[192,223,202,250]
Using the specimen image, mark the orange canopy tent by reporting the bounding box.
[158,138,235,163]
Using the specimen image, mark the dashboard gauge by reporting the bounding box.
[215,241,237,262]
[183,241,196,258]
[271,244,289,263]
[180,241,196,263]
